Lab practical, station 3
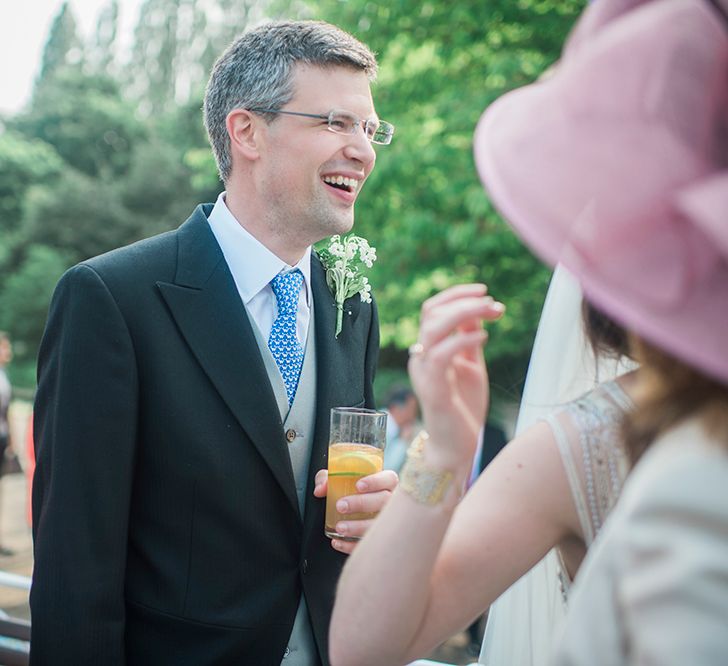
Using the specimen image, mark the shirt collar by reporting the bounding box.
[207,192,312,306]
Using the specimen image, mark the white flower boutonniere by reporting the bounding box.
[318,234,377,338]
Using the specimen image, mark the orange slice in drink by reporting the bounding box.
[328,445,382,477]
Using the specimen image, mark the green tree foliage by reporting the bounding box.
[0,245,71,370]
[11,70,146,178]
[126,0,290,116]
[0,0,581,394]
[155,97,222,203]
[1,3,203,385]
[88,0,120,73]
[298,0,584,389]
[128,0,192,114]
[20,170,141,263]
[37,1,84,86]
[120,138,201,231]
[0,133,63,230]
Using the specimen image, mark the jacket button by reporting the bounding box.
[302,559,308,574]
[286,428,296,443]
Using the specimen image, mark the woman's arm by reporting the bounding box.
[329,286,581,666]
[329,421,579,665]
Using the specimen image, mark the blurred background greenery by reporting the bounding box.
[0,0,583,418]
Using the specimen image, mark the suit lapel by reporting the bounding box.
[157,206,299,515]
[302,256,363,540]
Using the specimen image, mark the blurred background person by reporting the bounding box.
[0,332,16,556]
[384,385,422,473]
[470,421,508,484]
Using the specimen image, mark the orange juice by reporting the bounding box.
[325,442,384,540]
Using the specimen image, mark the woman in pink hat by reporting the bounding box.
[330,0,728,664]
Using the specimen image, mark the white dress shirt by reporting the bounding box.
[207,192,312,346]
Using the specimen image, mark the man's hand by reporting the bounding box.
[313,468,398,554]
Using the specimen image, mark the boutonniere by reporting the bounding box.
[318,234,377,338]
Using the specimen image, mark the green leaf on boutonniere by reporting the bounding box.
[318,234,376,338]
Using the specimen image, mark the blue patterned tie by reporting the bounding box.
[268,270,304,406]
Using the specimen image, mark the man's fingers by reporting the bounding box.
[313,469,328,498]
[336,489,392,515]
[355,469,398,493]
[327,472,398,554]
[333,518,375,541]
[330,538,357,555]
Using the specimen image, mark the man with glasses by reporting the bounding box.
[31,21,396,666]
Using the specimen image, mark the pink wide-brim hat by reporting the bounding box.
[474,0,728,384]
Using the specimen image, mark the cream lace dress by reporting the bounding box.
[479,378,633,666]
[546,379,633,601]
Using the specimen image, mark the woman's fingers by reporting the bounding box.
[418,296,504,352]
[413,329,487,372]
[422,283,488,311]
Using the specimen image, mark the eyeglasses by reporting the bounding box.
[249,108,395,145]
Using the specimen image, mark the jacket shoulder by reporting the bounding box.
[79,204,213,283]
[83,227,178,277]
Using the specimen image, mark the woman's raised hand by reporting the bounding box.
[408,284,505,467]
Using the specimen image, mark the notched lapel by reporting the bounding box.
[157,208,300,516]
[302,258,370,541]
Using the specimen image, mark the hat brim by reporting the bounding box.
[473,0,728,384]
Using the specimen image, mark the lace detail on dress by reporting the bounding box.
[546,379,633,605]
[548,380,632,547]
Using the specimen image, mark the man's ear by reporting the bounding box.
[226,108,262,160]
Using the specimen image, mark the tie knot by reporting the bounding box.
[271,269,303,315]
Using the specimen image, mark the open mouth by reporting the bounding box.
[323,175,359,194]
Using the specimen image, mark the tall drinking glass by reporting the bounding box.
[325,407,387,541]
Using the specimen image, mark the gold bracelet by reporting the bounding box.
[399,431,454,506]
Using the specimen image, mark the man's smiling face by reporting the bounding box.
[256,64,378,246]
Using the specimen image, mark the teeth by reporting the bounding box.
[323,175,359,190]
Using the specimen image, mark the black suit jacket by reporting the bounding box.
[30,205,379,665]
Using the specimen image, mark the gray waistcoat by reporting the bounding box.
[249,306,319,666]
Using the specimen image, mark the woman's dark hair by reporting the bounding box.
[581,300,631,361]
[622,337,728,463]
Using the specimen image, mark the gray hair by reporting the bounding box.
[203,20,378,182]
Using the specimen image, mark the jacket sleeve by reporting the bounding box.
[31,263,138,664]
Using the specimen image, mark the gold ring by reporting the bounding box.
[408,342,425,357]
